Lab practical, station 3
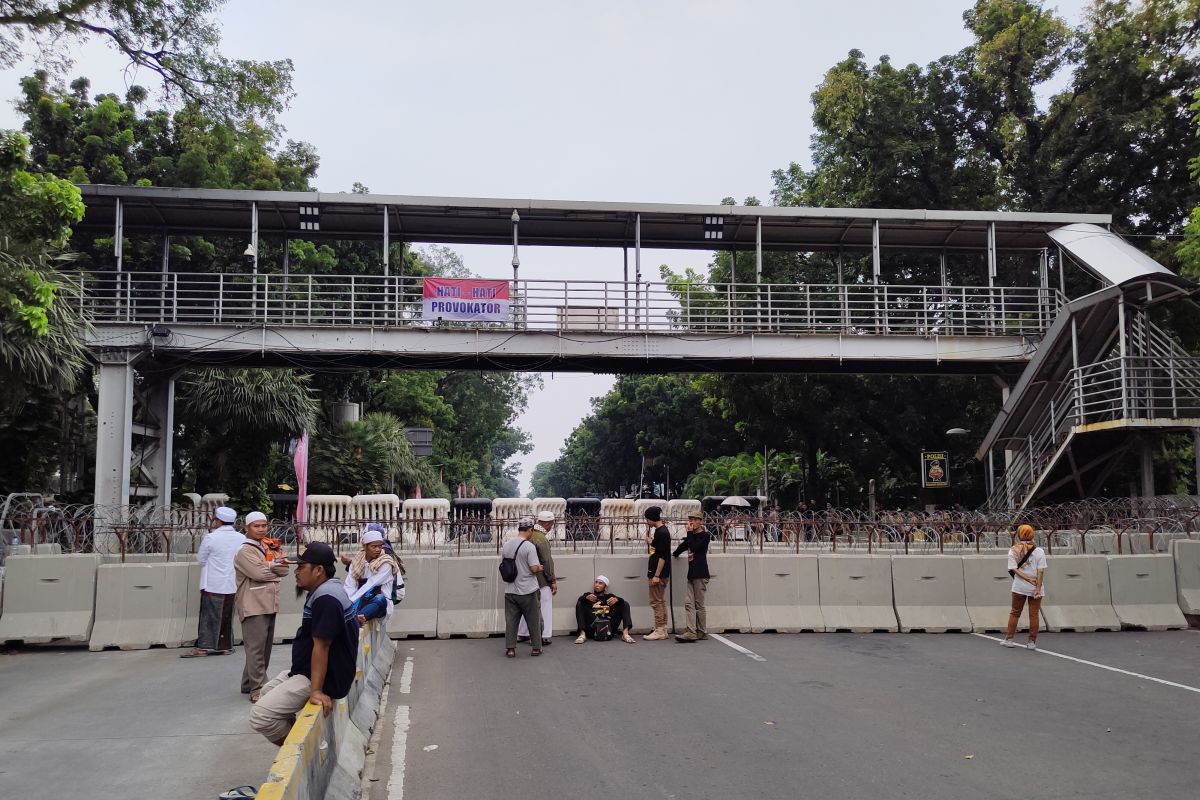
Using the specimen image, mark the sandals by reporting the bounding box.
[219,786,257,799]
[622,632,636,644]
[574,633,586,644]
[530,648,542,657]
[180,649,210,658]
[505,648,516,658]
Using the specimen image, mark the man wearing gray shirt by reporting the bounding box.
[502,517,543,658]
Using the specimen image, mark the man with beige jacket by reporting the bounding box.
[235,511,289,702]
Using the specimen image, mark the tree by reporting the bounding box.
[0,1,294,122]
[175,368,319,512]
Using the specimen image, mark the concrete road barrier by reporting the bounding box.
[744,554,823,632]
[1106,554,1187,630]
[0,554,101,644]
[594,555,652,632]
[388,554,438,639]
[436,556,503,638]
[891,556,971,633]
[547,554,595,636]
[89,562,192,650]
[1041,555,1120,632]
[670,554,750,633]
[1171,539,1200,623]
[257,619,394,800]
[275,574,308,643]
[962,554,1043,632]
[817,554,898,632]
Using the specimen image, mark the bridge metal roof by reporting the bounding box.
[76,185,1111,253]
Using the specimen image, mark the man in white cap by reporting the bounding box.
[182,506,244,658]
[235,509,290,702]
[345,527,401,625]
[518,510,558,645]
[572,575,635,644]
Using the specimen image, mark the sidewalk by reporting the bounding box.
[0,644,281,800]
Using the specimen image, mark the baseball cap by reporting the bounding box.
[295,541,335,567]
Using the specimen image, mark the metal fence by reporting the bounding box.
[73,271,1060,338]
[4,496,1196,562]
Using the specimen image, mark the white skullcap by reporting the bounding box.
[536,510,556,522]
[214,507,237,523]
[517,517,534,530]
[362,530,385,545]
[244,511,267,525]
[595,575,609,587]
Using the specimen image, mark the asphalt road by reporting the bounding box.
[0,644,283,800]
[370,630,1200,800]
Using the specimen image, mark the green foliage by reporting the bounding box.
[308,411,444,498]
[1180,89,1200,277]
[0,1,294,123]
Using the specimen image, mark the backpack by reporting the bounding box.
[498,539,528,583]
[591,602,613,641]
[381,539,406,603]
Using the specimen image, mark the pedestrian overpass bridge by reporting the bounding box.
[68,186,1199,513]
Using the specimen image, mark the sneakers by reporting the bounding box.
[1026,641,1038,651]
[643,628,668,641]
[674,631,699,643]
[1002,638,1016,648]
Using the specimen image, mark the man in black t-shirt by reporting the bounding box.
[643,506,672,641]
[672,510,711,642]
[250,542,360,745]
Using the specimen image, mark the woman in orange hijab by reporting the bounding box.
[1003,524,1047,650]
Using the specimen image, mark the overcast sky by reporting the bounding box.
[0,0,1088,495]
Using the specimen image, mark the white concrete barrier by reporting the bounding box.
[1041,555,1120,632]
[0,554,100,644]
[744,554,824,632]
[305,494,353,540]
[962,554,1043,632]
[666,499,702,527]
[600,498,637,540]
[436,556,502,637]
[548,554,595,635]
[402,498,450,546]
[531,497,567,526]
[492,498,533,539]
[594,554,652,632]
[670,554,750,633]
[199,493,229,512]
[890,556,971,633]
[817,554,898,632]
[1171,539,1200,621]
[351,494,400,533]
[1106,554,1187,630]
[387,555,438,639]
[89,562,192,650]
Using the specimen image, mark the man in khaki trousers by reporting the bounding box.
[235,511,289,702]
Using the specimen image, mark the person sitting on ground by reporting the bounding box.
[249,542,359,746]
[345,527,402,625]
[573,575,636,644]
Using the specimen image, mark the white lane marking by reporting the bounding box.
[398,656,414,694]
[710,633,767,662]
[387,704,411,800]
[970,633,1200,695]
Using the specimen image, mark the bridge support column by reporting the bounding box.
[94,351,138,549]
[1139,436,1155,501]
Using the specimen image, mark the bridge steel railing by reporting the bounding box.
[74,272,1060,337]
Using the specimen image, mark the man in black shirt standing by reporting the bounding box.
[250,542,360,745]
[673,510,711,643]
[643,506,672,641]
